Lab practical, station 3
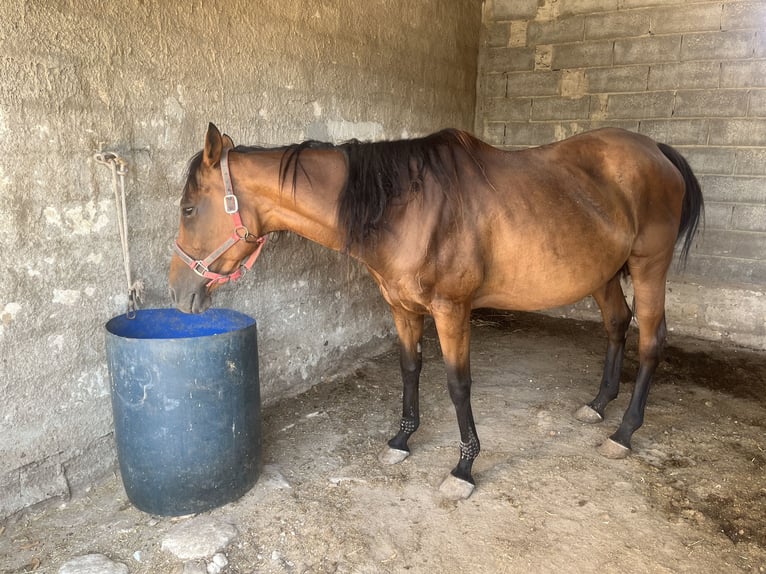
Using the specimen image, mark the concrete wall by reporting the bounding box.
[0,0,482,518]
[477,0,766,349]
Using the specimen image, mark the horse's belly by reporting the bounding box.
[472,286,594,312]
[473,250,627,312]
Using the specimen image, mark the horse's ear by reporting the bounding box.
[203,123,224,168]
[222,133,235,150]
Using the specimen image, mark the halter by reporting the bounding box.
[173,147,267,287]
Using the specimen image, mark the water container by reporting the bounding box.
[105,308,261,516]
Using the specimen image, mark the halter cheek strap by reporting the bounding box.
[173,147,267,287]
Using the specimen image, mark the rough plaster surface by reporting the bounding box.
[0,0,481,518]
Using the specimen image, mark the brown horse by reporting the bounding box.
[169,123,703,499]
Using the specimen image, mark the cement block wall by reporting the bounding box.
[0,0,481,518]
[477,0,766,349]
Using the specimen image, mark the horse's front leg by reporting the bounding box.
[432,302,479,500]
[379,308,424,465]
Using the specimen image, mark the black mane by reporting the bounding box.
[336,129,483,251]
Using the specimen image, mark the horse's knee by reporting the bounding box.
[639,325,666,365]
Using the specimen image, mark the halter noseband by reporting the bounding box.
[173,147,267,287]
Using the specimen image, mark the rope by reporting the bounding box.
[94,151,144,319]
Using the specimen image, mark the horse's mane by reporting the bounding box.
[335,129,484,251]
[185,129,486,251]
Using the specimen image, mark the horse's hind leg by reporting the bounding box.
[575,273,632,424]
[598,255,670,459]
[379,307,424,465]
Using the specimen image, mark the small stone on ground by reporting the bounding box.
[161,516,238,560]
[58,554,128,574]
[180,560,207,574]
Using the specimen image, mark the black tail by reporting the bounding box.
[657,143,704,267]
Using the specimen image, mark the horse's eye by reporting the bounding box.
[182,206,195,217]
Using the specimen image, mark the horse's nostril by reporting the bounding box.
[169,287,177,304]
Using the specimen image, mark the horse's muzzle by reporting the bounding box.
[169,258,213,314]
[169,286,212,314]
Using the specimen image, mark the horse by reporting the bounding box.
[169,123,703,499]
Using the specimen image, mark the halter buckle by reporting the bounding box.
[192,260,210,277]
[224,194,239,214]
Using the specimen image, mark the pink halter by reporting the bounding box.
[173,148,267,287]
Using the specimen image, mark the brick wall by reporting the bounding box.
[477,0,766,288]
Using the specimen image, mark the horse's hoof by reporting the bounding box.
[575,405,603,424]
[597,438,631,459]
[439,474,475,500]
[378,447,410,465]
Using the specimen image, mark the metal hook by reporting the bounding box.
[126,289,137,320]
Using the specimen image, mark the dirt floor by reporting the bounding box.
[2,311,765,574]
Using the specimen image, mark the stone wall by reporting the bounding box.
[477,0,766,348]
[0,0,481,518]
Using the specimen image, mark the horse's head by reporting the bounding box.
[169,123,267,314]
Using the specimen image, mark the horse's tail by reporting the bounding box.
[657,143,704,267]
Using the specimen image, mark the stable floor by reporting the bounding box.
[2,311,765,573]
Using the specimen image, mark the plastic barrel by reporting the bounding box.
[105,308,261,516]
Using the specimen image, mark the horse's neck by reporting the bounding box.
[246,148,347,252]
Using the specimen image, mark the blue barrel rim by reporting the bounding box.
[105,307,256,340]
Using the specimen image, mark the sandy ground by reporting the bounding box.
[2,311,765,574]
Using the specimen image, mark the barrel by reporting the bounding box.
[104,308,261,516]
